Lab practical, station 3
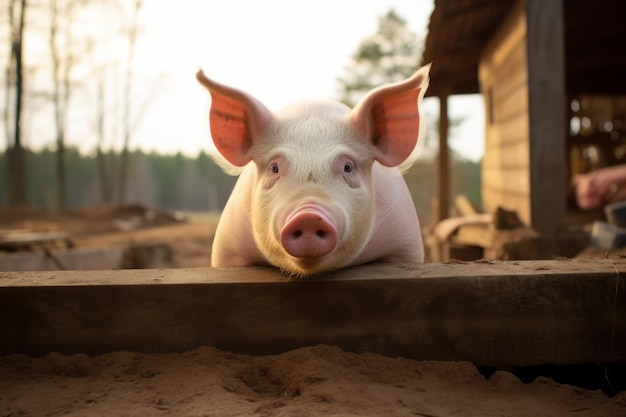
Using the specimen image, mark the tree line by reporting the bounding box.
[0,147,237,212]
[0,145,480,226]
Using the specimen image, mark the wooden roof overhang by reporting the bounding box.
[421,0,626,98]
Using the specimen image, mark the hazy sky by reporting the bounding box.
[130,0,484,161]
[13,0,485,161]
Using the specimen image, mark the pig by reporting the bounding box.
[196,64,430,277]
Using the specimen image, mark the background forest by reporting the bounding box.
[2,5,480,228]
[0,148,479,227]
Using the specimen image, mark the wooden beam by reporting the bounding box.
[1,259,624,367]
[526,0,567,236]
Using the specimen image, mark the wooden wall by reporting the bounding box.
[479,0,566,236]
[479,0,531,224]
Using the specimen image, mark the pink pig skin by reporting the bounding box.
[197,65,430,277]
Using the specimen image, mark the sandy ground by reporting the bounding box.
[1,345,624,417]
[1,205,624,416]
[0,204,217,268]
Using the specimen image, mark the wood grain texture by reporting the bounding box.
[479,0,531,225]
[0,259,624,367]
[526,0,567,236]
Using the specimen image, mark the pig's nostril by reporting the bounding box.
[316,230,325,238]
[293,230,303,238]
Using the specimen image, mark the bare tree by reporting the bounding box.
[94,61,114,203]
[4,0,152,207]
[4,0,29,206]
[85,0,155,205]
[48,0,89,209]
[89,33,116,204]
[117,0,142,204]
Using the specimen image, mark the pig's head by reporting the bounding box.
[197,65,429,276]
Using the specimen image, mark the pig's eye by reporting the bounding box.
[264,157,285,189]
[336,155,359,188]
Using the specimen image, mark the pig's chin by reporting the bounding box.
[276,254,344,277]
[274,247,356,278]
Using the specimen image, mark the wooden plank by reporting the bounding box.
[495,83,529,123]
[492,39,527,100]
[454,195,479,217]
[497,114,529,147]
[481,136,530,169]
[432,214,492,242]
[0,259,625,367]
[483,110,528,152]
[0,231,73,250]
[481,166,530,195]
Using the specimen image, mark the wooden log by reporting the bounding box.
[0,259,624,367]
[454,195,479,217]
[0,231,73,250]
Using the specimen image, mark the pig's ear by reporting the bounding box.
[196,70,274,166]
[349,64,430,167]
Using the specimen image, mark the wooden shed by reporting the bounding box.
[422,0,626,238]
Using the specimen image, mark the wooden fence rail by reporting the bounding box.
[0,259,624,367]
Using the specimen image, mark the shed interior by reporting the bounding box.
[422,0,626,217]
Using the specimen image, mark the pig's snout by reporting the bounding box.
[280,209,338,259]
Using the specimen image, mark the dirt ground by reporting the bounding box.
[1,345,624,417]
[0,204,217,268]
[0,205,624,416]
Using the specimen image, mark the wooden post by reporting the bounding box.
[526,0,566,236]
[438,88,450,222]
